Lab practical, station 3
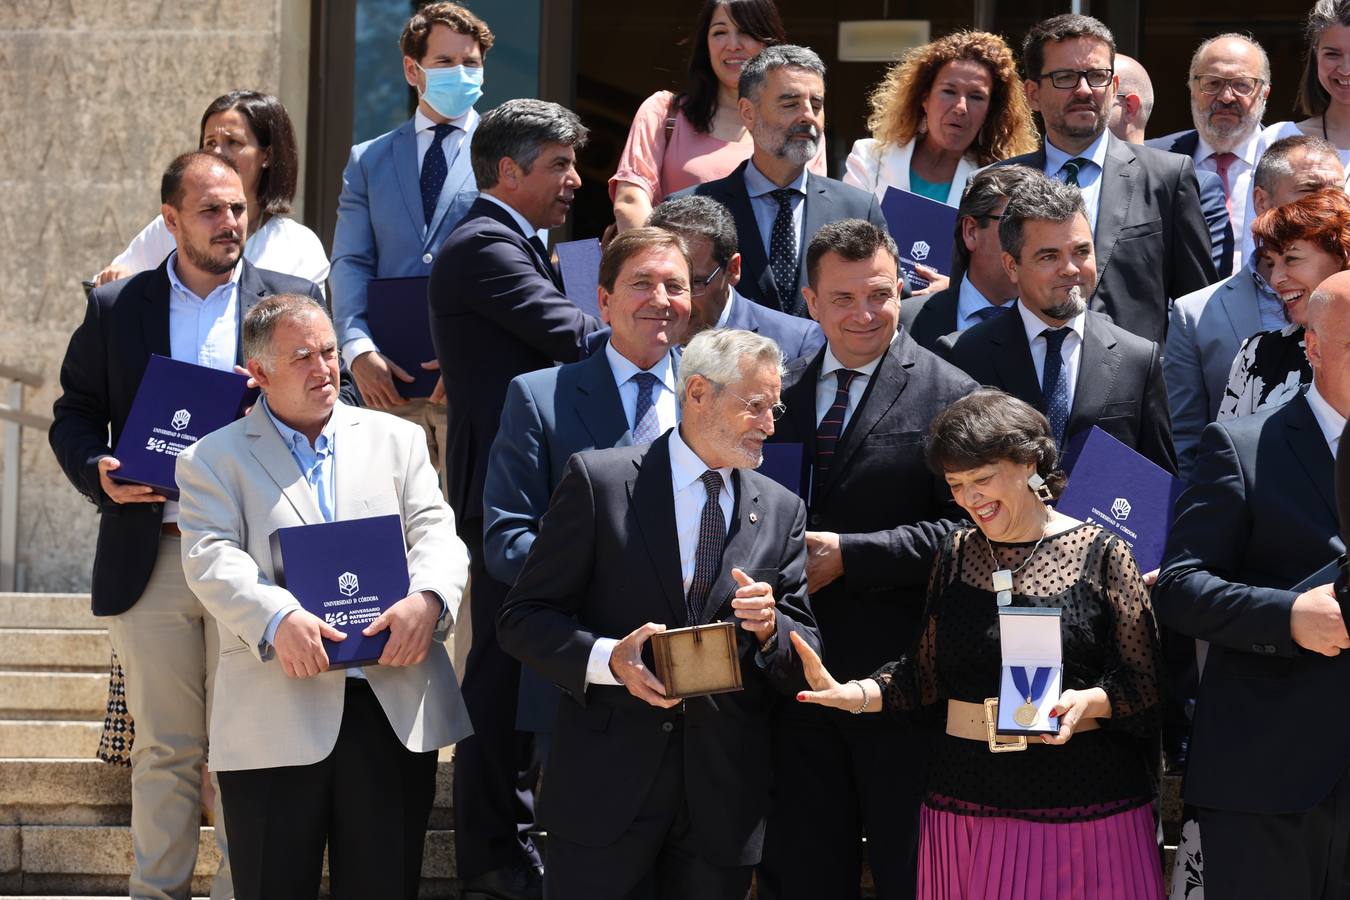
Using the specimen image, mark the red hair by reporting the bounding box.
[1251,187,1350,265]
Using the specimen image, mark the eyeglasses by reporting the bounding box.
[714,384,787,421]
[690,265,724,297]
[1192,74,1264,97]
[1039,68,1114,90]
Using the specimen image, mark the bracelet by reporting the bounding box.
[847,679,868,715]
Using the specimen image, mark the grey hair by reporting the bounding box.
[1187,32,1271,84]
[1253,135,1341,195]
[738,44,826,100]
[953,165,1039,273]
[470,98,589,189]
[243,293,329,367]
[676,328,785,411]
[998,171,1088,260]
[648,196,740,266]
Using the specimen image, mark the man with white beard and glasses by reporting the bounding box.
[683,44,889,318]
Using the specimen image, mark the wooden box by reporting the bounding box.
[650,621,744,699]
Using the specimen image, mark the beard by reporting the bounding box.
[1048,103,1108,142]
[181,231,242,275]
[1193,94,1265,152]
[754,119,820,167]
[710,415,769,469]
[1045,285,1087,321]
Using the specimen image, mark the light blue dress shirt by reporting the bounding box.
[163,252,240,523]
[743,160,809,260]
[1249,263,1288,333]
[954,275,1014,332]
[1043,131,1110,233]
[604,342,678,436]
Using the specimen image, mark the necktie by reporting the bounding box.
[1060,157,1091,187]
[768,188,799,310]
[1040,328,1071,447]
[528,234,562,289]
[815,369,861,484]
[970,304,1010,323]
[630,372,660,444]
[420,123,455,227]
[1210,151,1238,214]
[687,470,727,624]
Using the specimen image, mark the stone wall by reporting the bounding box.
[0,0,308,591]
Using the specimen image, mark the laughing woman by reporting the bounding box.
[793,390,1166,900]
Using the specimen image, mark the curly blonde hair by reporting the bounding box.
[865,31,1037,166]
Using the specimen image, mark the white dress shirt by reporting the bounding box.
[1194,128,1261,274]
[605,342,678,436]
[1017,301,1086,410]
[163,252,240,523]
[1043,131,1110,232]
[479,192,550,247]
[413,107,471,179]
[814,336,894,430]
[584,426,735,688]
[955,275,1014,332]
[1306,382,1346,460]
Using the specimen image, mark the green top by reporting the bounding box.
[908,167,951,203]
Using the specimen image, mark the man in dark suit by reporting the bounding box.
[998,14,1216,345]
[901,166,1033,353]
[758,220,976,900]
[483,226,692,733]
[681,44,889,318]
[497,328,820,899]
[429,98,601,898]
[948,172,1177,474]
[1145,34,1270,273]
[650,196,824,360]
[1154,272,1350,898]
[1109,53,1234,279]
[49,152,330,900]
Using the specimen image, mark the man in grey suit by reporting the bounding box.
[999,14,1216,345]
[483,226,692,732]
[1165,135,1344,481]
[683,45,890,318]
[177,295,471,900]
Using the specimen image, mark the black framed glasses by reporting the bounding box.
[690,265,724,297]
[1192,74,1264,97]
[715,384,787,421]
[1039,68,1114,89]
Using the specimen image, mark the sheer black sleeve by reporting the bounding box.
[1090,536,1163,740]
[872,529,957,719]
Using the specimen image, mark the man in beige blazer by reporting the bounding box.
[176,293,471,900]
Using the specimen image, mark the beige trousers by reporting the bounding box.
[389,397,449,498]
[106,534,231,900]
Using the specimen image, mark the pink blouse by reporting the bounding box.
[609,90,827,202]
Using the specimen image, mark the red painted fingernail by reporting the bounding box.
[796,693,806,701]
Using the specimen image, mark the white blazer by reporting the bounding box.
[842,137,979,208]
[177,401,472,771]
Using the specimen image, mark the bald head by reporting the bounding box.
[1109,54,1154,144]
[1307,271,1350,416]
[1188,34,1270,153]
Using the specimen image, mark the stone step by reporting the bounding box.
[0,595,96,631]
[0,630,109,672]
[0,721,101,759]
[0,758,455,827]
[0,824,456,897]
[0,672,106,719]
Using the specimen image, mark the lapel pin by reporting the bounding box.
[748,512,758,524]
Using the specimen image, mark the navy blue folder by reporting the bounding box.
[1055,427,1183,573]
[555,238,603,317]
[269,514,410,669]
[879,187,959,290]
[111,355,255,500]
[760,442,807,498]
[366,276,438,398]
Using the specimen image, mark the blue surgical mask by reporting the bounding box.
[417,64,484,120]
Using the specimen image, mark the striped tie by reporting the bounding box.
[815,369,860,484]
[1060,157,1091,187]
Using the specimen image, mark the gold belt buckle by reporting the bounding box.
[983,697,1027,753]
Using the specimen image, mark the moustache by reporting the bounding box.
[787,124,819,140]
[211,231,241,243]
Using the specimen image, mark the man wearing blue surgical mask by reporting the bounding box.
[330,2,491,480]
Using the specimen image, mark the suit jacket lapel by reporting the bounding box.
[234,261,270,366]
[426,109,479,243]
[1284,394,1338,521]
[573,349,632,446]
[1092,136,1137,294]
[627,436,688,625]
[330,405,377,521]
[1067,315,1121,436]
[991,309,1045,411]
[245,403,324,525]
[1217,272,1263,344]
[782,351,824,462]
[719,162,777,310]
[791,175,831,316]
[819,337,909,499]
[392,119,427,239]
[140,262,173,360]
[699,469,764,624]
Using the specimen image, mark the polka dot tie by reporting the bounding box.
[419,123,455,227]
[687,470,727,625]
[630,372,660,444]
[1040,328,1071,448]
[769,188,800,310]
